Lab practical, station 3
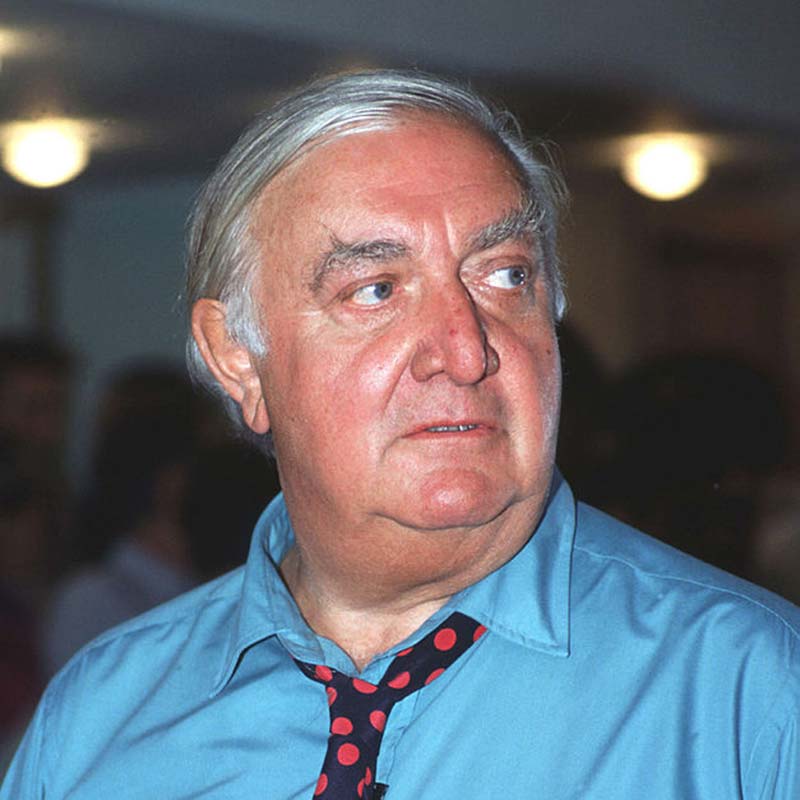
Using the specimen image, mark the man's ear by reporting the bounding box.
[191,299,270,434]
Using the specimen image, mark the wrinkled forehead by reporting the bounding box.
[248,116,529,268]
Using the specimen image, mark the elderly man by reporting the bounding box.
[3,71,798,799]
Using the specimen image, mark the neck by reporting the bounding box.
[279,496,543,670]
[281,543,463,670]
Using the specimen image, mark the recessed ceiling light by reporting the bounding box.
[620,133,709,201]
[2,120,90,188]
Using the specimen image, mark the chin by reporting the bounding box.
[392,469,517,531]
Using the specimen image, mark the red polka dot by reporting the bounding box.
[331,716,353,735]
[473,624,487,642]
[397,646,413,656]
[314,773,328,796]
[388,671,410,689]
[434,628,457,651]
[369,710,386,731]
[357,779,365,797]
[352,678,378,694]
[326,686,337,706]
[425,667,445,685]
[315,665,333,682]
[365,766,373,785]
[338,742,360,766]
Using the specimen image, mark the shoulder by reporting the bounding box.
[50,566,244,701]
[573,502,800,668]
[570,502,800,783]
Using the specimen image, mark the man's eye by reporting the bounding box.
[486,266,528,289]
[350,281,394,306]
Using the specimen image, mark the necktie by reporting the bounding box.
[295,611,486,800]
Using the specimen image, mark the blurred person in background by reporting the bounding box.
[40,363,277,676]
[598,353,788,580]
[40,413,199,676]
[40,363,199,675]
[753,471,800,606]
[183,442,280,582]
[68,362,201,568]
[0,336,73,492]
[0,336,74,575]
[0,451,50,763]
[553,323,610,506]
[0,338,74,769]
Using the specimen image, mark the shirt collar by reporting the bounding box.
[452,471,574,657]
[211,472,575,695]
[210,495,305,696]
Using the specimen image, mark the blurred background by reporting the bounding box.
[1,0,799,757]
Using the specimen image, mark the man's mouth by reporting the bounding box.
[425,424,479,433]
[404,421,490,439]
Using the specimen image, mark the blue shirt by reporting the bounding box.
[3,475,799,798]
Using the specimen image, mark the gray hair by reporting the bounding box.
[185,69,568,449]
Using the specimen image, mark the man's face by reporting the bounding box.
[248,116,560,574]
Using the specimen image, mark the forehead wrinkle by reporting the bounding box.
[309,234,410,293]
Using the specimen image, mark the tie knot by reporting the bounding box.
[296,611,486,700]
[378,612,486,695]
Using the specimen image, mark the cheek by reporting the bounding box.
[348,347,401,407]
[296,333,411,443]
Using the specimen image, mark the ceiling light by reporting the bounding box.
[620,133,709,201]
[2,120,90,188]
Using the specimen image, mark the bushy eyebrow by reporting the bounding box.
[309,203,539,294]
[467,202,540,254]
[310,236,409,293]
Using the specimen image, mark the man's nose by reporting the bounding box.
[409,284,499,385]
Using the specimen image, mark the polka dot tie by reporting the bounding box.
[294,611,486,799]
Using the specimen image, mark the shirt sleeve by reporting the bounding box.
[747,668,800,800]
[0,690,48,800]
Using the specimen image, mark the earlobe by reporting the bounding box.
[247,394,270,434]
[191,299,271,434]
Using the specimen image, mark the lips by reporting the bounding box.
[404,420,494,438]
